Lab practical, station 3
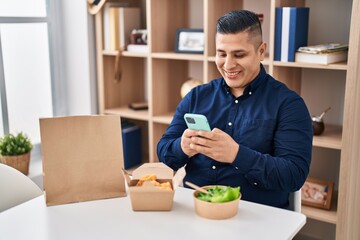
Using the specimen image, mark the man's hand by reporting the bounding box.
[183,128,239,163]
[180,128,200,158]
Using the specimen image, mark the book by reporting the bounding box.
[274,8,283,61]
[278,7,309,62]
[103,6,140,50]
[295,50,348,65]
[121,123,142,169]
[298,43,349,54]
[127,44,149,53]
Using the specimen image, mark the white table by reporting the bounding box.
[0,187,305,240]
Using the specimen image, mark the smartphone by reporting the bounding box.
[184,113,211,131]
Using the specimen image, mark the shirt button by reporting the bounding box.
[228,122,232,126]
[249,91,252,95]
[253,182,258,186]
[235,167,239,170]
[235,100,238,104]
[212,166,216,170]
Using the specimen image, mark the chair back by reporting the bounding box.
[288,190,301,212]
[0,163,43,212]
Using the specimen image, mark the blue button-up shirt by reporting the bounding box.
[157,64,313,208]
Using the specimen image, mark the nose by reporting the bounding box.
[224,55,236,69]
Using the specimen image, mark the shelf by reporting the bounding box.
[94,1,360,238]
[102,50,148,58]
[151,52,204,61]
[104,106,149,121]
[312,124,342,150]
[207,56,216,62]
[152,112,175,124]
[261,56,270,66]
[273,61,347,71]
[302,192,338,224]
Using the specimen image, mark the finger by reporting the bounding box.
[191,136,213,147]
[196,130,214,139]
[184,129,198,137]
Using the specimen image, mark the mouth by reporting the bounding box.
[224,70,241,79]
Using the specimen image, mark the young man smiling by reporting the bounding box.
[157,10,313,208]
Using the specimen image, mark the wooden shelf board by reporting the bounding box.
[302,192,338,224]
[261,56,270,66]
[102,50,148,58]
[104,107,149,121]
[273,61,347,70]
[122,51,148,58]
[312,124,342,150]
[151,52,204,61]
[302,205,337,224]
[102,50,118,56]
[207,56,216,62]
[152,113,174,124]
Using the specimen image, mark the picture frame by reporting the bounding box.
[175,28,204,54]
[301,177,334,210]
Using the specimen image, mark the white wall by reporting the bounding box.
[53,1,97,116]
[29,1,98,188]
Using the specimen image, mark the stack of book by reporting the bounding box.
[103,3,140,51]
[295,43,348,65]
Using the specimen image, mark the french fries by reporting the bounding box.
[136,174,172,191]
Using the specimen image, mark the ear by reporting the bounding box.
[258,42,267,60]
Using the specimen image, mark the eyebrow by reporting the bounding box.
[216,49,247,53]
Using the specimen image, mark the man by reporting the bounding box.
[157,10,313,208]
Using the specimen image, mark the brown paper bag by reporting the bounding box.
[39,115,126,206]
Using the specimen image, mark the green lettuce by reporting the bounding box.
[196,186,240,203]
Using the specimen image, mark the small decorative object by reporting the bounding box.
[301,177,334,210]
[175,29,204,54]
[130,29,148,45]
[256,13,264,25]
[129,101,148,110]
[0,132,33,175]
[87,0,107,15]
[311,107,331,135]
[180,79,202,98]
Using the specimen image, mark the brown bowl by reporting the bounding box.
[193,185,241,220]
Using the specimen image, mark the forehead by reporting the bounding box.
[215,32,253,50]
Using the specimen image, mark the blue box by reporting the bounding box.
[122,125,142,169]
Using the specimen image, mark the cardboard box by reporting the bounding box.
[123,163,185,211]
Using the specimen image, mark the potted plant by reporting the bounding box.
[0,132,33,175]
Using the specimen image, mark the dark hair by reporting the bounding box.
[216,10,262,37]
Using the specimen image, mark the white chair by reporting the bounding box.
[288,190,302,212]
[0,163,43,212]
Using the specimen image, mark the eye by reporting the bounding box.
[234,53,246,58]
[217,52,226,58]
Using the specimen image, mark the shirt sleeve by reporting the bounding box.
[231,96,313,192]
[157,95,192,171]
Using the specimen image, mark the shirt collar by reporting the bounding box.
[221,63,267,96]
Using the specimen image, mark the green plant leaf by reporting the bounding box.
[0,132,33,156]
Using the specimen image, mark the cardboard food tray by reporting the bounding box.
[123,163,185,211]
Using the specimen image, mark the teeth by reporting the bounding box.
[225,71,240,76]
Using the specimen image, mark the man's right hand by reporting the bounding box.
[181,129,199,158]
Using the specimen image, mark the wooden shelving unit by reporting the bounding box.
[93,0,360,239]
